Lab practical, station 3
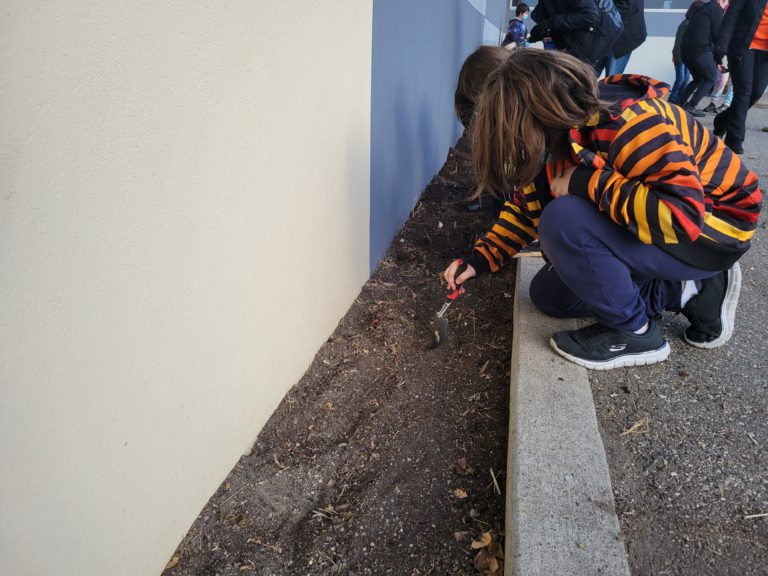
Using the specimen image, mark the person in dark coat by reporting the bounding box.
[679,0,724,116]
[529,0,623,74]
[713,0,768,154]
[606,0,647,75]
[669,6,699,103]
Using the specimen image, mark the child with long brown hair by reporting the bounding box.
[446,48,761,370]
[454,46,511,129]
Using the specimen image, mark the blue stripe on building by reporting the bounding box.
[369,0,504,271]
[645,11,684,37]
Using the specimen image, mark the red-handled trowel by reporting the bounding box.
[430,260,470,349]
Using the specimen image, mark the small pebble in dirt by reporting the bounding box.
[470,508,480,519]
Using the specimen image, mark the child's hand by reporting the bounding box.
[550,165,576,198]
[443,259,476,292]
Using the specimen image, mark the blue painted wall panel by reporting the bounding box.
[370,0,500,271]
[486,0,509,27]
[645,12,684,37]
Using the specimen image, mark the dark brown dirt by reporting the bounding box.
[162,134,515,576]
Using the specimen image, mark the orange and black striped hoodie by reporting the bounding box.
[465,74,762,275]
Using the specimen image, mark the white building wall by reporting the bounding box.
[625,37,677,85]
[0,2,372,575]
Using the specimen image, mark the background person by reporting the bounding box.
[502,3,531,48]
[713,0,768,154]
[679,0,725,117]
[454,46,510,129]
[529,0,623,74]
[704,72,732,112]
[606,0,647,75]
[669,4,701,103]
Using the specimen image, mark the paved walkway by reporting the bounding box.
[506,106,768,575]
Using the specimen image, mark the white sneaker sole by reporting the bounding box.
[549,339,671,370]
[684,262,742,349]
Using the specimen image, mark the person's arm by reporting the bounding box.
[716,0,746,59]
[465,201,538,274]
[672,21,685,62]
[550,0,598,32]
[567,111,706,245]
[710,3,723,48]
[465,185,543,274]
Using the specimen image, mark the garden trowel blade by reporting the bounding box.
[431,314,450,349]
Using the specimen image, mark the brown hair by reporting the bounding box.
[454,46,510,129]
[470,49,607,198]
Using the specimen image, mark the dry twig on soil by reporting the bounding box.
[489,468,501,496]
[744,512,768,520]
[621,416,651,436]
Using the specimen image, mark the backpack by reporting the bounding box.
[533,0,624,64]
[592,0,624,60]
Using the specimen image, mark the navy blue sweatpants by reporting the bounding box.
[531,196,717,331]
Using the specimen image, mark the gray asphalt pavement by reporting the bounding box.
[590,106,768,575]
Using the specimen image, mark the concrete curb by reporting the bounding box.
[504,257,630,576]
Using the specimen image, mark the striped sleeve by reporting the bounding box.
[569,109,706,245]
[467,186,541,274]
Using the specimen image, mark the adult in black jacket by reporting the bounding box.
[679,0,723,116]
[607,0,647,75]
[713,0,768,154]
[530,0,623,74]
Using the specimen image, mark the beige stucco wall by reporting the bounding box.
[0,2,372,575]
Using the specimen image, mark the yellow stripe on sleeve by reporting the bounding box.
[633,185,652,244]
[657,200,678,244]
[677,108,691,146]
[703,213,756,242]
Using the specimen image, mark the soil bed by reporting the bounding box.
[163,134,515,576]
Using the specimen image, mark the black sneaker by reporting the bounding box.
[703,102,718,113]
[682,262,742,348]
[550,319,670,370]
[685,104,705,118]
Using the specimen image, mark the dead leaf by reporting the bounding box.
[454,488,468,499]
[456,456,476,476]
[471,531,493,549]
[473,548,500,573]
[164,556,180,570]
[454,530,471,541]
[239,562,254,572]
